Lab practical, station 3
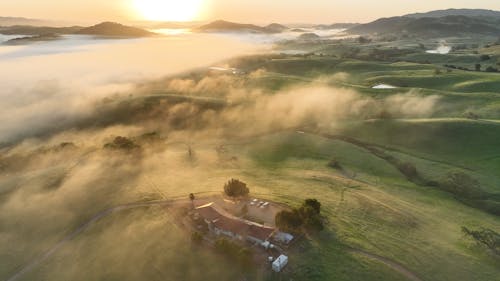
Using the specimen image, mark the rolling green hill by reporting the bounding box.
[405,8,500,19]
[348,15,500,38]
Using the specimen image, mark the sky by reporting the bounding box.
[1,0,500,24]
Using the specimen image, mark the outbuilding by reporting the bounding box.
[272,254,288,272]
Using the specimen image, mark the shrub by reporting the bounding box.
[376,110,393,120]
[464,111,480,120]
[357,36,372,44]
[224,179,249,197]
[462,227,500,254]
[104,136,140,150]
[327,158,341,169]
[480,54,491,61]
[397,162,419,180]
[485,66,498,72]
[214,238,254,267]
[441,172,484,199]
[191,231,203,244]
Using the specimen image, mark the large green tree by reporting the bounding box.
[224,179,249,197]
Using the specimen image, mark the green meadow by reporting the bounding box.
[2,35,499,281]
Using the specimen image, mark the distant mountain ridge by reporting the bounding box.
[0,25,82,35]
[1,21,155,44]
[314,23,359,30]
[197,20,288,33]
[76,22,155,37]
[405,8,500,19]
[348,9,500,38]
[0,16,46,26]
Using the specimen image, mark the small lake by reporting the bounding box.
[372,84,397,89]
[426,45,451,54]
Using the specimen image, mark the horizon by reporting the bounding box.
[1,1,500,25]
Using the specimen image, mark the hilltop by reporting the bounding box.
[197,20,287,33]
[0,16,49,26]
[0,25,82,35]
[348,12,500,37]
[315,23,359,29]
[405,8,500,19]
[76,22,155,37]
[265,23,289,33]
[0,21,154,38]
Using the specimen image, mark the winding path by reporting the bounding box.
[349,249,424,281]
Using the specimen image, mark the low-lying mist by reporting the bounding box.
[0,33,261,145]
[0,35,445,281]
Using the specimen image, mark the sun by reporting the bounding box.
[133,0,203,22]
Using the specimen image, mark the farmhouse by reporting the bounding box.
[195,203,275,245]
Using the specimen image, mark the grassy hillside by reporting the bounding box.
[2,33,500,281]
[347,15,500,38]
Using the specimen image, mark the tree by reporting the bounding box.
[303,199,321,215]
[275,209,303,232]
[224,179,249,197]
[357,36,372,44]
[104,136,140,150]
[303,213,324,232]
[300,199,324,232]
[485,66,498,72]
[475,63,482,71]
[397,162,419,180]
[275,198,324,233]
[189,193,195,208]
[327,158,341,169]
[480,54,491,61]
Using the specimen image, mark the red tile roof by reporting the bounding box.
[195,202,275,241]
[213,216,248,235]
[195,203,222,221]
[247,223,275,241]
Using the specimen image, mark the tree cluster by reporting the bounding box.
[104,136,140,150]
[275,199,324,233]
[214,238,253,267]
[224,179,249,197]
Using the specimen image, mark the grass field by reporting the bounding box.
[2,35,500,281]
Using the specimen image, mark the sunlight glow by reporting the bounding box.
[133,0,203,21]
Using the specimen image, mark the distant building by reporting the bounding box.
[272,255,288,272]
[195,203,275,245]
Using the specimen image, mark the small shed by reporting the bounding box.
[272,255,288,272]
[274,232,294,244]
